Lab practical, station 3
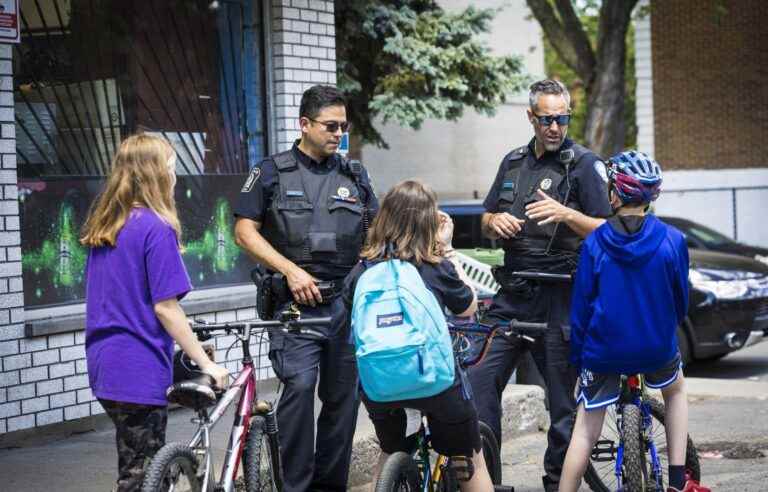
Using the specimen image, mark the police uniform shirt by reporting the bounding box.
[234,141,379,279]
[483,137,612,220]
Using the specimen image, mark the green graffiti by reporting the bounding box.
[22,203,87,289]
[183,198,241,273]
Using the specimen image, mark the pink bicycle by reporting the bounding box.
[141,311,329,492]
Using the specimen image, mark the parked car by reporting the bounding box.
[440,201,768,364]
[659,215,768,266]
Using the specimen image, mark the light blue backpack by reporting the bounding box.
[351,259,455,402]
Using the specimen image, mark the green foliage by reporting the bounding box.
[542,5,637,149]
[336,1,530,148]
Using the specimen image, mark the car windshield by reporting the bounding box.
[684,223,736,247]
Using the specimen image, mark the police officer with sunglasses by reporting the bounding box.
[467,79,612,492]
[233,85,378,492]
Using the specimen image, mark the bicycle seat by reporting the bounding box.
[166,374,219,410]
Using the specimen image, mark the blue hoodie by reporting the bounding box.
[570,214,689,374]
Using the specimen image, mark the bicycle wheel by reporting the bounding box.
[141,442,203,492]
[619,404,647,492]
[243,415,282,491]
[375,451,421,492]
[584,398,701,492]
[479,421,502,485]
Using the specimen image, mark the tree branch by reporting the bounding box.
[525,0,595,83]
[553,0,596,81]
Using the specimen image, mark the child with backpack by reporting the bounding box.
[81,134,229,492]
[559,151,709,492]
[342,179,494,492]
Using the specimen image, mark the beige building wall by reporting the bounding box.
[362,0,544,200]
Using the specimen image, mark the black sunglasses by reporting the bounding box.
[307,118,350,133]
[532,113,571,127]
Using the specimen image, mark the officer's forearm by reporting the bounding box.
[234,219,298,276]
[564,210,606,238]
[481,213,500,240]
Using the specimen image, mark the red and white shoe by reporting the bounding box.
[666,477,712,492]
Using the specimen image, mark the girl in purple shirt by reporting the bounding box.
[80,134,228,492]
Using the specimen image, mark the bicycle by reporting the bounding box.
[504,270,701,492]
[582,374,700,492]
[373,318,547,492]
[140,308,330,492]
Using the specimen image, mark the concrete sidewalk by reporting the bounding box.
[0,383,548,492]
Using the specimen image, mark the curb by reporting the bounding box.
[347,384,549,487]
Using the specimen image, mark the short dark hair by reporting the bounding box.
[528,79,571,111]
[299,85,347,119]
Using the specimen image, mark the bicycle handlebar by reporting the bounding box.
[508,271,572,282]
[189,317,331,341]
[447,318,548,368]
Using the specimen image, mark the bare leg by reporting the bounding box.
[558,404,606,492]
[369,451,389,492]
[458,448,494,492]
[660,373,688,466]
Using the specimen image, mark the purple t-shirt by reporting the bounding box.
[85,208,192,406]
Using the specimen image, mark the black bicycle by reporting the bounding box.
[373,318,545,492]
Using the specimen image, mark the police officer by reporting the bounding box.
[468,79,611,492]
[233,85,378,492]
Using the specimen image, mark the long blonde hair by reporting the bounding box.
[361,179,443,265]
[80,134,181,247]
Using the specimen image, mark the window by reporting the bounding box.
[16,0,267,307]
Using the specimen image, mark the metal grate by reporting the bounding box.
[15,0,261,178]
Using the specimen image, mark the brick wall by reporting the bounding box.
[1,302,269,435]
[651,0,768,170]
[271,0,338,151]
[0,45,26,434]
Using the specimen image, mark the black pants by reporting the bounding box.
[100,399,168,492]
[269,296,360,492]
[467,284,577,491]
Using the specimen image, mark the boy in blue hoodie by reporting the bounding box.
[559,151,709,492]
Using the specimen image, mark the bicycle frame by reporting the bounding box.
[181,316,328,492]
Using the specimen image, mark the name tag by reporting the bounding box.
[332,195,357,203]
[377,312,404,328]
[286,190,304,197]
[502,181,515,190]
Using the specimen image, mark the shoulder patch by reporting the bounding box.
[506,146,528,162]
[241,166,261,193]
[593,160,609,183]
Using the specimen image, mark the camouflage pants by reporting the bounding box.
[100,399,168,492]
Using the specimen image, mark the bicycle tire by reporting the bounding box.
[243,415,282,491]
[584,398,701,492]
[479,421,502,485]
[620,404,647,492]
[141,442,202,492]
[374,451,421,492]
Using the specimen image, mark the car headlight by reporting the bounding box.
[689,268,768,300]
[755,254,768,266]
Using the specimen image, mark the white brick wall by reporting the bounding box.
[0,45,29,433]
[0,302,268,435]
[271,0,337,151]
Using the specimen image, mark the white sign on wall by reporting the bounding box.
[0,0,20,44]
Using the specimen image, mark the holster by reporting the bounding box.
[256,273,276,320]
[491,267,538,300]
